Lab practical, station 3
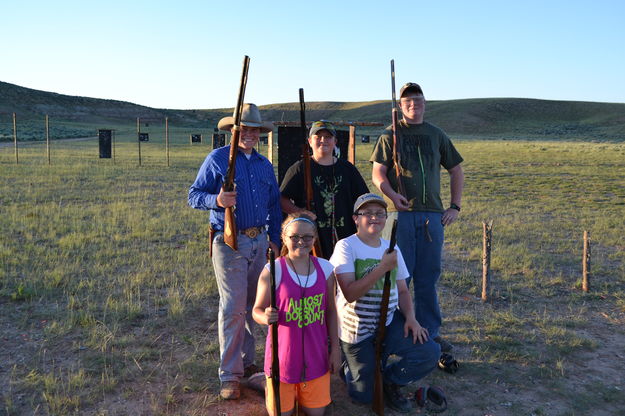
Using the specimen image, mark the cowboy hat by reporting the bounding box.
[217,103,274,133]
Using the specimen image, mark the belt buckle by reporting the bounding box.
[245,227,259,239]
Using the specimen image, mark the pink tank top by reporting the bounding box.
[264,255,329,383]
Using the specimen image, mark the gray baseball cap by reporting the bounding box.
[353,193,388,213]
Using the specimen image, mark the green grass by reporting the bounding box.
[1,137,624,415]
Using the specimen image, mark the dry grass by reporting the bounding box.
[1,137,624,415]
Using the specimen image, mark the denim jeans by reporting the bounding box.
[383,211,444,338]
[211,230,269,382]
[340,310,440,404]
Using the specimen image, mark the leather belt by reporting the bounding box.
[240,226,264,239]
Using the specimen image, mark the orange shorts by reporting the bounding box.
[265,371,331,414]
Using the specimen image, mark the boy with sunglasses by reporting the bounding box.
[330,193,440,413]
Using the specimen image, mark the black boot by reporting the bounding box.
[383,382,412,413]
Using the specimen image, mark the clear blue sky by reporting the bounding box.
[3,0,624,109]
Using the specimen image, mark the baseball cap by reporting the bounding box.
[309,120,337,138]
[399,82,424,98]
[353,193,388,213]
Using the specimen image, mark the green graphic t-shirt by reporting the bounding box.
[280,158,369,259]
[370,121,463,213]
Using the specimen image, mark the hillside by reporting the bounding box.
[257,98,625,140]
[0,81,210,125]
[1,80,624,141]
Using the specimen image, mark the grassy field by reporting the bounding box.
[1,135,624,415]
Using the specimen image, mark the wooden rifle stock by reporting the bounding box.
[372,219,398,415]
[299,88,323,258]
[390,60,406,198]
[223,56,250,251]
[268,249,281,415]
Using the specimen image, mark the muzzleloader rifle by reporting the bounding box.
[222,55,250,251]
[372,219,398,416]
[268,248,281,415]
[390,59,406,198]
[299,88,323,258]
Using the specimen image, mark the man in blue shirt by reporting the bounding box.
[189,103,281,400]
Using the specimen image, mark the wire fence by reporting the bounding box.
[1,114,382,168]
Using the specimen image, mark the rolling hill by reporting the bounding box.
[1,80,624,141]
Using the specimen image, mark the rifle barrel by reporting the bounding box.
[391,59,397,110]
[223,56,251,251]
[233,56,250,126]
[372,219,398,415]
[269,249,281,415]
[299,88,306,134]
[390,59,405,198]
[299,88,323,258]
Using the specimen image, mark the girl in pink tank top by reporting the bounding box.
[253,213,340,416]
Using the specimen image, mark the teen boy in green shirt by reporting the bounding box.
[370,83,464,353]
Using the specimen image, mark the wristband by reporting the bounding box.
[449,203,461,212]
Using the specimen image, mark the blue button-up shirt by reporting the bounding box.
[188,146,281,245]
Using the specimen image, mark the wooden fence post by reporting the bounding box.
[46,115,51,165]
[482,220,493,301]
[267,131,274,165]
[165,117,170,167]
[113,130,116,164]
[13,112,18,164]
[582,231,590,292]
[137,117,142,166]
[348,125,356,165]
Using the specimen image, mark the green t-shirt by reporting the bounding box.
[369,121,463,213]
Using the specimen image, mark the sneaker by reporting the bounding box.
[438,352,460,374]
[243,364,261,378]
[433,336,454,353]
[220,381,240,400]
[339,361,348,383]
[383,382,412,413]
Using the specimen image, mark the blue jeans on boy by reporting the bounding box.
[211,230,269,382]
[383,211,444,339]
[340,310,440,404]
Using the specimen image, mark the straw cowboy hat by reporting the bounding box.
[217,103,274,133]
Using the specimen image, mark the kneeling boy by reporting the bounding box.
[330,193,440,413]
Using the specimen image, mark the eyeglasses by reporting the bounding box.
[287,235,315,243]
[355,211,387,219]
